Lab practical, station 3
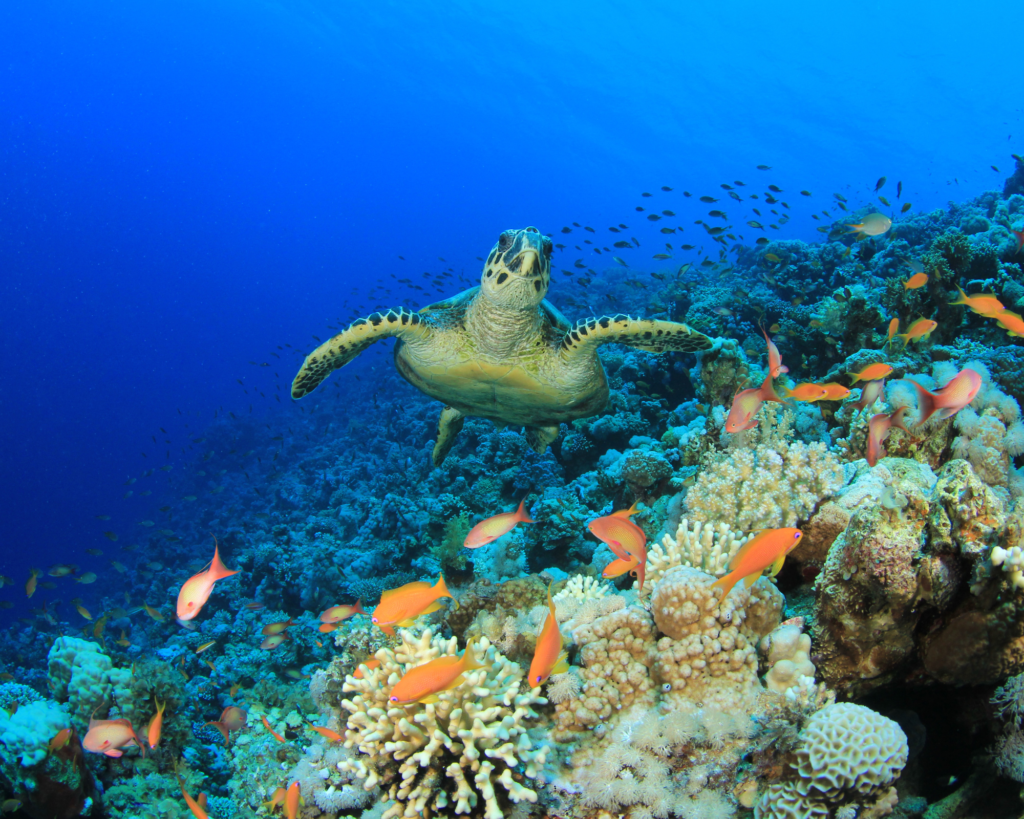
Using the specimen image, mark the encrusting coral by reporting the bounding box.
[337,629,547,819]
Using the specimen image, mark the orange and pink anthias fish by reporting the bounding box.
[463,500,535,548]
[712,528,804,599]
[175,540,239,622]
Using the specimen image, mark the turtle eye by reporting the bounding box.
[498,232,512,251]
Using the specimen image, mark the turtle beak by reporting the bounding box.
[508,231,545,277]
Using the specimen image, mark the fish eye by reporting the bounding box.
[389,696,398,703]
[498,232,512,251]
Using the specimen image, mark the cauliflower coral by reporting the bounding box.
[337,629,547,819]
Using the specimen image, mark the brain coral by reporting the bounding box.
[755,703,908,819]
[337,629,547,819]
[686,440,846,532]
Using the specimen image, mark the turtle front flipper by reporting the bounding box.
[559,314,713,358]
[524,424,560,454]
[291,308,431,398]
[432,406,465,466]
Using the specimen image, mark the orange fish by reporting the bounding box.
[885,318,900,347]
[83,714,144,758]
[264,788,288,811]
[990,309,1024,338]
[904,368,982,426]
[370,574,456,636]
[388,639,486,705]
[71,599,93,621]
[285,782,300,819]
[353,658,381,679]
[785,383,830,402]
[176,539,239,622]
[904,272,928,290]
[760,324,789,377]
[25,569,39,598]
[260,620,295,636]
[220,706,247,732]
[725,373,787,433]
[897,318,937,345]
[849,362,893,383]
[528,584,569,688]
[949,286,1004,317]
[143,603,165,622]
[147,699,166,749]
[116,630,131,647]
[866,407,911,467]
[262,714,286,743]
[260,634,289,650]
[317,623,339,634]
[853,378,886,411]
[319,601,365,624]
[711,528,804,599]
[463,501,535,548]
[175,769,208,819]
[602,552,640,579]
[589,508,648,593]
[307,723,344,742]
[48,728,73,754]
[1013,228,1024,254]
[846,213,891,237]
[817,383,851,401]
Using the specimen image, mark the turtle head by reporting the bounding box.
[480,227,552,309]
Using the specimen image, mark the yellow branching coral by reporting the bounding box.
[338,629,547,819]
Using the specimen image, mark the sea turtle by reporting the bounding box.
[292,226,713,465]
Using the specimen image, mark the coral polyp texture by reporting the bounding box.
[337,629,547,819]
[755,703,908,819]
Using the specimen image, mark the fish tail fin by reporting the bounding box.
[711,571,740,599]
[462,638,488,671]
[516,500,535,524]
[890,405,912,433]
[905,378,937,426]
[949,286,969,306]
[433,572,455,602]
[759,375,788,405]
[209,542,239,581]
[353,599,365,615]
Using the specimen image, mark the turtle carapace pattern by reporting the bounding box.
[291,226,713,465]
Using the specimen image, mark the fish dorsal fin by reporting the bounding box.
[380,581,430,601]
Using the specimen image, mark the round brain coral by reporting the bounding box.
[755,702,908,819]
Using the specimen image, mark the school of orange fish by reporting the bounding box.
[33,213,1005,819]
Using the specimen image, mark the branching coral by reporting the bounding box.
[641,517,751,595]
[686,439,846,532]
[338,630,547,819]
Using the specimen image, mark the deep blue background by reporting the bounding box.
[1,0,1020,586]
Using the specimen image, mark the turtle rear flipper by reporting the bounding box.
[524,424,560,454]
[559,314,712,357]
[291,308,431,398]
[432,406,465,466]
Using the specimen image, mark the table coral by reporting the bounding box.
[337,629,547,819]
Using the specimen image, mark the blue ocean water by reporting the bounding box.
[2,1,1024,815]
